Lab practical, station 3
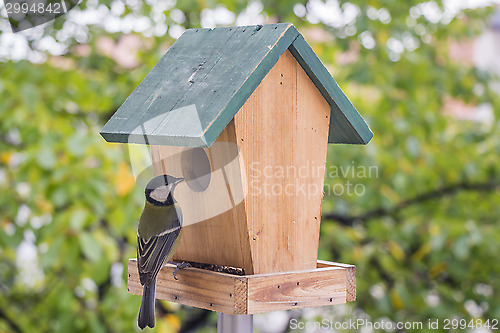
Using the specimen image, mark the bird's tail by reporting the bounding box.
[138,280,156,329]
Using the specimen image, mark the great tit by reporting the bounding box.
[137,174,184,330]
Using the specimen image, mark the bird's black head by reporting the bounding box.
[145,175,184,206]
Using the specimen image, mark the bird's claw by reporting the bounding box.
[172,261,191,280]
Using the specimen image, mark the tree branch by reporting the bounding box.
[0,306,24,333]
[324,180,500,226]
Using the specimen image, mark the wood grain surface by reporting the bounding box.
[128,259,356,314]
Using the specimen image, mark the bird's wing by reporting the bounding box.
[137,219,181,287]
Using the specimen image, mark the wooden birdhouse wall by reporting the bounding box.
[151,50,331,275]
[151,122,253,273]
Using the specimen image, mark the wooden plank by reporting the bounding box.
[234,278,248,315]
[233,50,330,274]
[289,34,373,144]
[346,265,356,302]
[128,259,241,314]
[151,120,254,274]
[128,260,355,314]
[318,260,356,301]
[246,266,347,314]
[317,260,354,269]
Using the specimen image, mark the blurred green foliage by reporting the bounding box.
[1,0,499,332]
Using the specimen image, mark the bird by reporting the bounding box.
[137,174,184,330]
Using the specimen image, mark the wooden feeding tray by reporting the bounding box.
[127,259,355,315]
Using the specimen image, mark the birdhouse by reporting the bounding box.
[101,23,372,314]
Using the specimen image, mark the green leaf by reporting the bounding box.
[79,232,102,263]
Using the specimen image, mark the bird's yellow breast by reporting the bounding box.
[138,202,182,239]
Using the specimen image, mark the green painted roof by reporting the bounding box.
[100,23,373,147]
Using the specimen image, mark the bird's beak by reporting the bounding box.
[171,177,184,186]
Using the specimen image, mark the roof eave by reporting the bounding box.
[100,131,209,147]
[288,34,373,145]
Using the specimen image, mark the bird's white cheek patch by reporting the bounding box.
[150,185,171,202]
